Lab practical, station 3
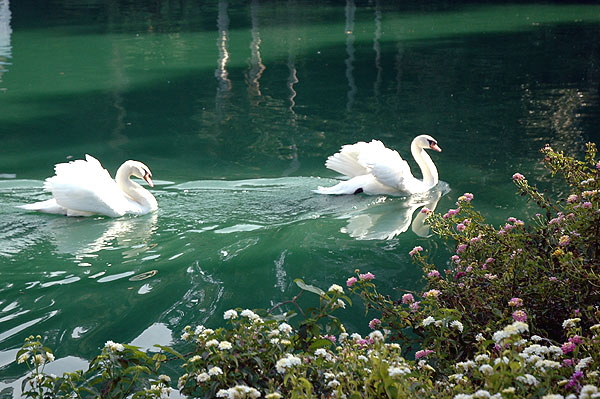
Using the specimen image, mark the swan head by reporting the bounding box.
[122,160,155,187]
[413,134,442,152]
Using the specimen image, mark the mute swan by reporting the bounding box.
[314,135,442,196]
[18,155,158,217]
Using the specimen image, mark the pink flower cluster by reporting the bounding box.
[359,272,375,281]
[401,293,414,304]
[409,302,420,312]
[512,172,525,181]
[443,208,460,219]
[427,270,440,278]
[347,272,376,287]
[512,310,527,322]
[561,335,582,355]
[508,297,523,307]
[423,289,440,299]
[458,193,474,202]
[567,194,579,203]
[409,246,423,256]
[368,318,381,330]
[415,349,434,359]
[323,335,336,343]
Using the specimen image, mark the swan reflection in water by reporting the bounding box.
[46,212,158,259]
[339,182,450,240]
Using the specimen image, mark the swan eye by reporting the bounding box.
[427,139,436,146]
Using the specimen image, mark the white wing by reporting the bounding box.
[44,155,133,217]
[325,140,387,178]
[358,144,411,190]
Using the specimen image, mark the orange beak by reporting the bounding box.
[430,143,442,152]
[143,174,154,188]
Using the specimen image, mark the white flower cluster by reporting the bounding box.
[519,342,563,372]
[492,321,528,344]
[328,284,344,294]
[182,325,216,342]
[388,365,411,377]
[576,357,594,372]
[421,317,463,334]
[149,383,172,399]
[521,344,562,359]
[314,348,333,361]
[104,340,125,353]
[562,318,581,329]
[223,309,238,320]
[369,330,384,343]
[453,391,503,399]
[216,385,261,399]
[240,309,262,323]
[18,351,55,365]
[278,322,293,335]
[450,320,464,333]
[579,385,600,399]
[275,353,302,374]
[515,373,539,386]
[218,341,233,351]
[193,365,223,383]
[323,372,342,390]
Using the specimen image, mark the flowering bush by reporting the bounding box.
[14,143,600,398]
[16,335,170,398]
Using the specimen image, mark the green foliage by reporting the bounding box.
[13,143,600,399]
[17,335,171,398]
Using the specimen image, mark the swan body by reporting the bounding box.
[18,155,158,217]
[315,135,442,195]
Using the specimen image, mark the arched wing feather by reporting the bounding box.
[44,155,131,217]
[325,140,387,178]
[358,145,411,190]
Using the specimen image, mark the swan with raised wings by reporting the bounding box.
[18,155,158,217]
[315,135,442,195]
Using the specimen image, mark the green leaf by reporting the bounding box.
[308,338,333,351]
[294,279,325,296]
[154,345,186,361]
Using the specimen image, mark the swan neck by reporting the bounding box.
[411,141,438,187]
[115,165,158,210]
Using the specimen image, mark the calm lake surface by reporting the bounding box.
[1,0,600,395]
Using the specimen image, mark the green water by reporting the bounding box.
[1,0,600,395]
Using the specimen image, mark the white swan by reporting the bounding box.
[18,155,158,217]
[314,135,442,195]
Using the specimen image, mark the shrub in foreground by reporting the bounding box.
[13,143,600,399]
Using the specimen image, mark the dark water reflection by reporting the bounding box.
[1,0,600,395]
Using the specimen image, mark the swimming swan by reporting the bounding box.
[18,155,158,217]
[314,135,441,195]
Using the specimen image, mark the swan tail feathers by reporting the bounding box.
[17,199,68,215]
[313,184,359,195]
[314,176,374,195]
